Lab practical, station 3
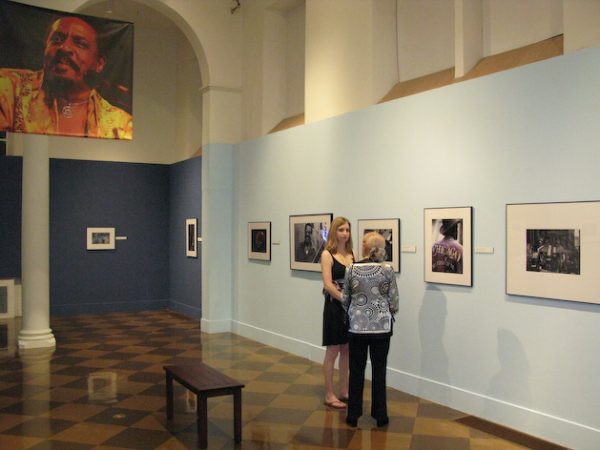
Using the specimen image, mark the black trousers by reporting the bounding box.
[347,335,390,421]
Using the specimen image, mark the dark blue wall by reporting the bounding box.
[0,156,22,278]
[50,159,170,315]
[1,156,201,317]
[168,157,202,318]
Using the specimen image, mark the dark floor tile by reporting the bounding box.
[279,355,311,365]
[0,399,63,416]
[410,435,470,450]
[255,371,300,383]
[159,356,201,366]
[138,384,165,397]
[88,343,124,351]
[241,391,278,406]
[253,407,312,425]
[376,416,415,434]
[456,416,570,450]
[101,427,172,449]
[3,417,76,438]
[417,402,465,419]
[0,384,49,399]
[51,366,99,377]
[49,356,87,366]
[85,407,151,426]
[127,371,164,383]
[293,425,356,448]
[110,361,154,371]
[231,361,272,371]
[284,383,322,396]
[28,440,95,450]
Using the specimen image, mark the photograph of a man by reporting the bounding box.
[295,223,317,262]
[294,222,326,263]
[0,2,133,139]
[431,218,463,274]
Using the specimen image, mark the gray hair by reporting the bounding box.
[363,232,386,262]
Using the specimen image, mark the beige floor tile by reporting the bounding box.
[303,410,348,429]
[35,389,88,404]
[347,430,412,450]
[26,374,80,387]
[268,394,324,411]
[132,414,168,431]
[388,400,419,417]
[129,354,170,363]
[69,349,111,359]
[0,434,43,450]
[115,395,165,411]
[51,422,125,445]
[0,413,30,432]
[41,402,107,421]
[245,380,290,394]
[470,437,531,450]
[243,421,302,444]
[413,417,471,438]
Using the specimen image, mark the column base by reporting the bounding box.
[18,328,56,350]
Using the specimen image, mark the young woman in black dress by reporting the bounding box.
[320,216,354,409]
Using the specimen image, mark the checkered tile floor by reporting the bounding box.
[0,311,567,449]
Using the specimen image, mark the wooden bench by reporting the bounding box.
[164,363,245,449]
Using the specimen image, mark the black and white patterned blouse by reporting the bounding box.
[341,262,399,336]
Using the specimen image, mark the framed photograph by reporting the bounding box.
[248,221,271,261]
[87,227,116,250]
[289,213,332,272]
[424,207,472,286]
[506,201,600,304]
[186,218,198,258]
[357,219,400,272]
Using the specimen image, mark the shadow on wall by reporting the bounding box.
[486,329,531,416]
[418,285,450,403]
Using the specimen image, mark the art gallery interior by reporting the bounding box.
[1,1,599,449]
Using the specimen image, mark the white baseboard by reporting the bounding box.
[201,318,232,333]
[232,319,598,450]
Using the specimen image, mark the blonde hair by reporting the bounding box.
[325,216,353,254]
[363,231,386,262]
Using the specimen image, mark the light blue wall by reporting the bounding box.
[227,46,600,448]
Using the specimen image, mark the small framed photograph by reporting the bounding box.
[87,227,116,250]
[248,221,271,261]
[506,201,600,304]
[289,213,332,272]
[424,207,472,286]
[357,219,400,272]
[186,218,198,258]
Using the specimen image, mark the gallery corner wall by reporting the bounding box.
[50,159,170,315]
[228,45,600,449]
[169,156,202,318]
[0,155,202,317]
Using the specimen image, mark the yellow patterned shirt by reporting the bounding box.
[0,68,132,140]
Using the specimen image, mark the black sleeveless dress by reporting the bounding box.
[322,252,351,346]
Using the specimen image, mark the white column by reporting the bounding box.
[18,134,55,350]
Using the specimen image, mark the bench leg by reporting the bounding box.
[165,372,174,420]
[234,388,242,443]
[197,394,208,449]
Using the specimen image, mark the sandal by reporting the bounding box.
[324,399,347,409]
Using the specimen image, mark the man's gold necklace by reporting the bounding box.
[61,100,88,118]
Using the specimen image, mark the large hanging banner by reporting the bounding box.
[0,1,133,140]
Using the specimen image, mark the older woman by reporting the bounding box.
[342,232,399,427]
